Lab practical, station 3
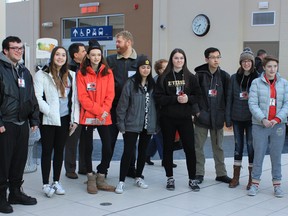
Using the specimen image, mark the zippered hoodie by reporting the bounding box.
[77,64,115,125]
[0,52,39,127]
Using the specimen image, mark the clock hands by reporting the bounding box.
[195,23,201,31]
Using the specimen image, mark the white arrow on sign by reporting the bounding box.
[73,29,78,37]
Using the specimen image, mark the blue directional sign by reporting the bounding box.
[71,26,113,41]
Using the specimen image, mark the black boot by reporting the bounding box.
[0,183,13,213]
[8,181,37,205]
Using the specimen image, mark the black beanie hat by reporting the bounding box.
[88,39,102,53]
[137,55,152,68]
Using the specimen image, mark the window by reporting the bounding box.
[62,14,124,39]
[252,11,275,26]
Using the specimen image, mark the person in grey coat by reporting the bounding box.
[248,56,288,198]
[115,55,157,194]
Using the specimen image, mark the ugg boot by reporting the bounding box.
[229,165,241,188]
[246,167,253,190]
[0,183,13,213]
[96,173,115,192]
[87,174,98,194]
[8,180,37,205]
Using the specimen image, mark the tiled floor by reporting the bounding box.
[10,153,288,216]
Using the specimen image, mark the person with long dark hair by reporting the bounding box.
[115,55,157,194]
[155,48,202,191]
[34,46,80,198]
[77,40,115,194]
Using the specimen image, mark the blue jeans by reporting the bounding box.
[232,120,254,164]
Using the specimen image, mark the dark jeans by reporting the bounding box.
[232,120,254,164]
[40,115,70,184]
[119,130,151,182]
[0,121,29,185]
[81,125,112,174]
[160,116,196,179]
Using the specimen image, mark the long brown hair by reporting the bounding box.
[49,46,69,97]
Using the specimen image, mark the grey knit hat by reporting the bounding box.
[239,47,254,65]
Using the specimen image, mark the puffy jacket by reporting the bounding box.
[106,49,138,107]
[116,77,157,134]
[226,70,259,125]
[77,64,114,125]
[248,73,288,125]
[34,68,79,126]
[0,52,39,127]
[194,63,231,129]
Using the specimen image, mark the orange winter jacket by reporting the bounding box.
[77,64,115,125]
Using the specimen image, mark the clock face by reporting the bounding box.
[192,14,210,37]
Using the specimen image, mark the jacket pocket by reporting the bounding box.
[196,110,211,126]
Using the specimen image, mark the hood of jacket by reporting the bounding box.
[194,63,210,73]
[0,52,15,68]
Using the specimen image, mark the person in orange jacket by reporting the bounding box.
[77,39,115,194]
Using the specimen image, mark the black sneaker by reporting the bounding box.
[195,175,204,184]
[146,157,154,165]
[215,175,232,184]
[189,179,200,192]
[166,177,175,191]
[8,190,37,205]
[0,199,13,213]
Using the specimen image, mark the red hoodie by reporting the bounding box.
[77,64,115,125]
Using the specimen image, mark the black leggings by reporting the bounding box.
[119,130,151,182]
[40,115,70,184]
[160,116,196,179]
[80,125,112,174]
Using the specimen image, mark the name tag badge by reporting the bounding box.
[87,82,96,91]
[208,89,217,97]
[18,78,25,88]
[270,98,276,106]
[239,91,249,100]
[128,70,136,77]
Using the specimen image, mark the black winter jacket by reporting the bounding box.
[0,52,39,127]
[194,63,230,129]
[106,49,138,108]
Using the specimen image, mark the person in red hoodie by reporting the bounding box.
[77,39,115,194]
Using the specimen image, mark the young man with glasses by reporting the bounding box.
[0,36,39,213]
[193,47,232,185]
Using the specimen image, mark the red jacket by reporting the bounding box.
[77,64,115,125]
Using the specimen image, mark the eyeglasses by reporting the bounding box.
[9,46,24,52]
[208,56,221,60]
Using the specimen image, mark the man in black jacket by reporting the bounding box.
[106,30,140,178]
[64,43,87,179]
[194,47,232,185]
[0,36,39,214]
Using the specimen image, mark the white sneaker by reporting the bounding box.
[135,177,148,189]
[115,181,125,194]
[52,181,65,195]
[42,184,55,198]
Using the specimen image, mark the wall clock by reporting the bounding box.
[192,14,210,37]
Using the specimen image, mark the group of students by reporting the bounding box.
[0,32,287,214]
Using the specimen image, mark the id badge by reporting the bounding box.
[176,86,183,95]
[87,82,96,91]
[18,78,25,88]
[239,91,249,100]
[208,89,217,97]
[128,71,136,77]
[270,98,276,106]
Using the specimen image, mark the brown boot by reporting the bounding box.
[96,173,115,192]
[246,167,252,190]
[229,165,241,188]
[87,174,98,194]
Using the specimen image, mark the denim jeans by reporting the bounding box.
[146,131,163,159]
[232,120,254,164]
